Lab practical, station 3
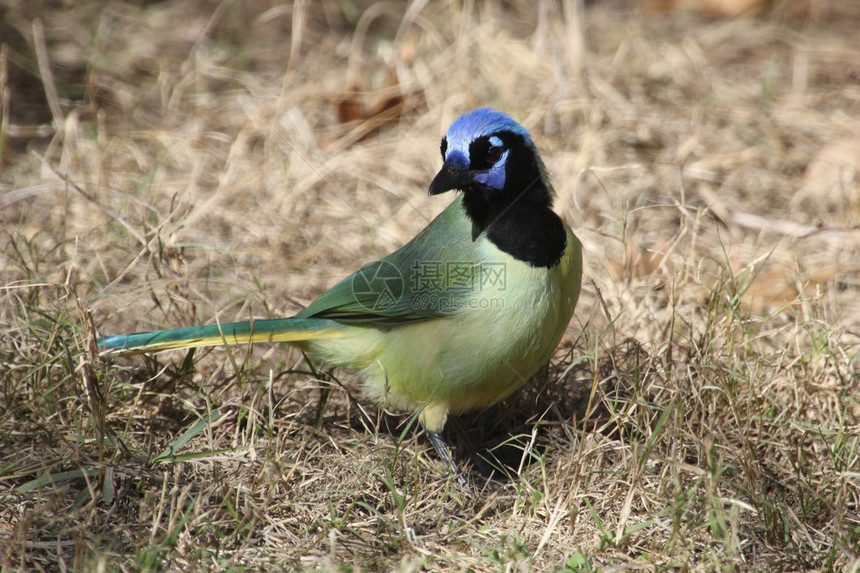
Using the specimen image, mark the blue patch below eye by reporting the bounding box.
[473,150,509,189]
[474,171,504,189]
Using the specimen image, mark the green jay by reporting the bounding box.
[100,108,583,482]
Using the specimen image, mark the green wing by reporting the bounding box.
[297,195,482,326]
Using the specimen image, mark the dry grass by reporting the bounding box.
[2,0,859,570]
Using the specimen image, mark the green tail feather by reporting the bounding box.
[98,317,343,355]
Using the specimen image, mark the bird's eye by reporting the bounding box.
[468,136,507,170]
[486,145,503,164]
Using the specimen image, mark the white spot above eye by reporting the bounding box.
[489,135,503,147]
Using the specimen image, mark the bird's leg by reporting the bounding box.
[423,427,469,490]
[420,402,471,489]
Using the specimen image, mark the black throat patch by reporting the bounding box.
[460,132,567,268]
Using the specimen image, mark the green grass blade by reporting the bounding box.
[153,409,222,463]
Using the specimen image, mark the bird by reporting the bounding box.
[99,107,583,485]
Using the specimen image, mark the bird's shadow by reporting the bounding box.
[374,338,649,484]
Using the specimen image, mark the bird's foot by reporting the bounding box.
[424,428,506,492]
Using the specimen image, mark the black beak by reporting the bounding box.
[428,158,472,196]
